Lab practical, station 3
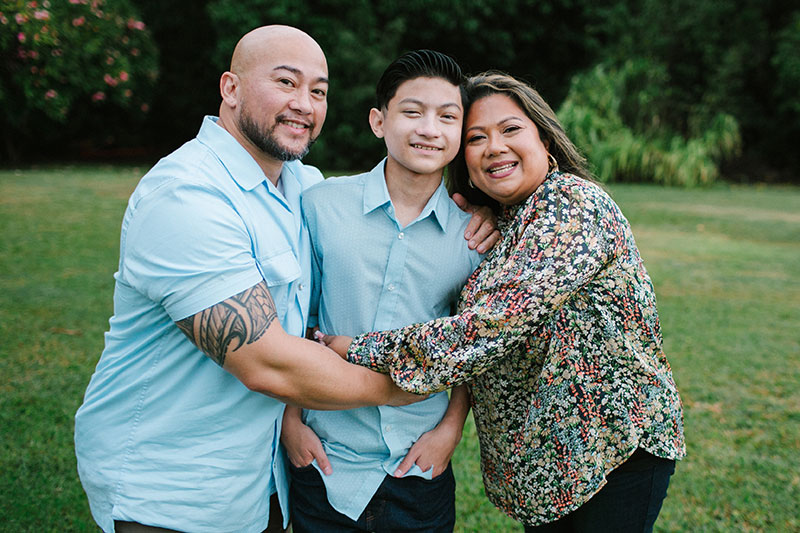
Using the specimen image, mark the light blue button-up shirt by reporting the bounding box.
[74,116,321,533]
[300,159,483,520]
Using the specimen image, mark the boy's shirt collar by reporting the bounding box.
[362,158,451,232]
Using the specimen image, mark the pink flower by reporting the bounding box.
[92,91,106,102]
[17,32,26,43]
[30,66,38,74]
[45,89,57,100]
[29,50,39,59]
[103,73,118,87]
[127,19,145,31]
[140,103,149,112]
[105,56,114,65]
[16,12,27,23]
[130,48,140,57]
[69,0,81,3]
[123,89,132,98]
[119,71,129,82]
[72,16,85,26]
[34,10,49,20]
[28,1,38,7]
[51,48,62,57]
[0,14,8,25]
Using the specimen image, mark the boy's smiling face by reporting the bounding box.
[369,76,463,178]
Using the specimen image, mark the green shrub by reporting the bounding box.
[558,61,741,186]
[0,0,158,158]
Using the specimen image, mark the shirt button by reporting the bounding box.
[298,283,305,291]
[398,232,404,240]
[387,284,395,291]
[385,425,392,432]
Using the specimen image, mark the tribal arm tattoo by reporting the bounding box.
[176,281,278,366]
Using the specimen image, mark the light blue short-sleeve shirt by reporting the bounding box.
[300,159,483,520]
[74,116,322,533]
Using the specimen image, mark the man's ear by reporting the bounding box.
[368,107,385,139]
[220,71,240,109]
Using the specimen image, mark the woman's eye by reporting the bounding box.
[503,125,521,134]
[466,135,485,143]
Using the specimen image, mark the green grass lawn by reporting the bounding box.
[1,166,798,532]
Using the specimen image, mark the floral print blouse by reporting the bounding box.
[347,171,686,526]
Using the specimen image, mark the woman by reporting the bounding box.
[324,72,685,532]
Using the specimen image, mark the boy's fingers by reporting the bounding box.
[394,451,418,477]
[312,444,333,475]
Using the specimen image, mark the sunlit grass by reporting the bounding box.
[1,168,797,531]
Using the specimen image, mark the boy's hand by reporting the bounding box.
[393,422,461,479]
[281,406,332,475]
[452,192,500,254]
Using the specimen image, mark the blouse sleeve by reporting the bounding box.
[347,179,625,393]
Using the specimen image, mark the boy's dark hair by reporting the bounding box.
[375,49,464,110]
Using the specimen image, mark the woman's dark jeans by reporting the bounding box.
[523,449,676,533]
[290,462,456,532]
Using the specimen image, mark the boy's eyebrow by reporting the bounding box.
[396,97,462,110]
[273,65,329,85]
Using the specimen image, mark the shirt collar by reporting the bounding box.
[196,116,271,191]
[362,159,393,214]
[362,158,452,232]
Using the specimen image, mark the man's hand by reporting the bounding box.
[281,406,332,475]
[393,421,461,479]
[316,333,353,359]
[317,332,428,406]
[452,192,500,254]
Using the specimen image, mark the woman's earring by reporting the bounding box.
[468,179,476,189]
[547,153,559,173]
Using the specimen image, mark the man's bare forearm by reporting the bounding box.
[176,281,420,409]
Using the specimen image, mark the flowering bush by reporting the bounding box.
[0,0,158,132]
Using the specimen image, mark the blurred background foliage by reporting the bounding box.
[1,0,797,184]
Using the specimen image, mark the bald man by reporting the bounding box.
[73,26,433,533]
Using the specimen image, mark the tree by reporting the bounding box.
[0,0,158,162]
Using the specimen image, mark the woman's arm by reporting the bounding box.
[347,181,623,393]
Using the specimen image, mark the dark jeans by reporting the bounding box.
[289,462,456,532]
[524,449,676,533]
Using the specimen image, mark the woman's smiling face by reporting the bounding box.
[464,93,550,206]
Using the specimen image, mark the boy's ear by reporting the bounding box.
[368,107,385,139]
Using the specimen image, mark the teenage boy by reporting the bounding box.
[281,50,482,532]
